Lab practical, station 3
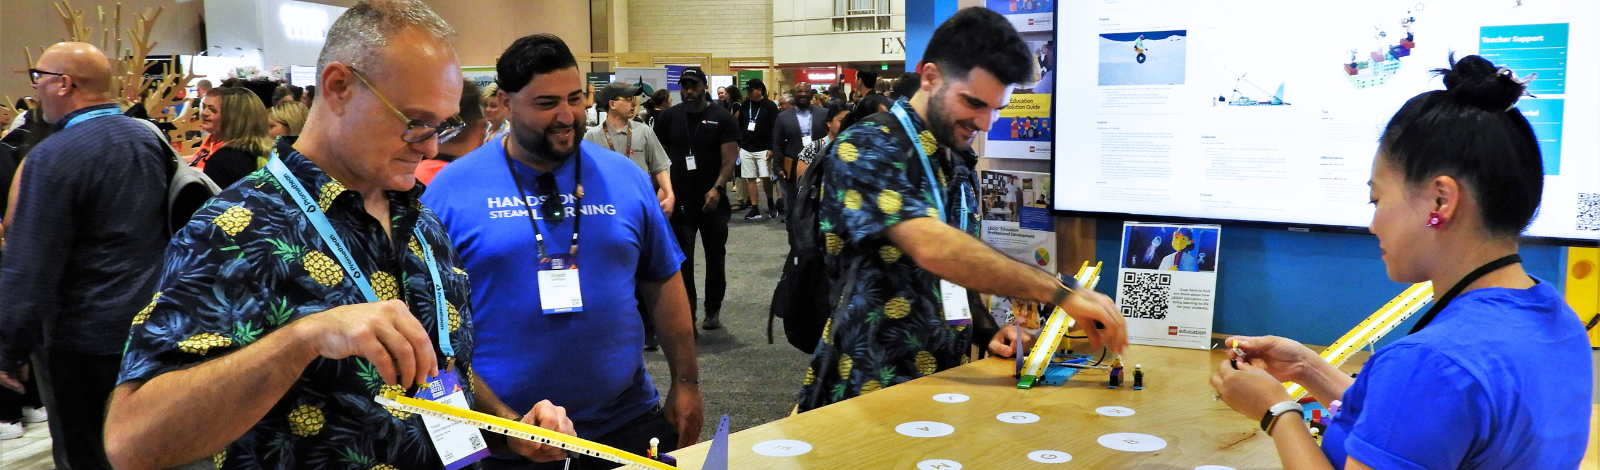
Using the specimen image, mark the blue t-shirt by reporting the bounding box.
[422,138,685,439]
[1321,280,1592,469]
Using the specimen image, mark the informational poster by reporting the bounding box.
[1116,222,1220,350]
[984,1,1056,159]
[980,170,1056,273]
[614,67,669,96]
[987,94,1052,159]
[987,0,1055,33]
[736,70,765,90]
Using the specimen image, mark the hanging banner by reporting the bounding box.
[1116,222,1221,350]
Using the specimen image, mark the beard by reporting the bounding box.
[923,85,970,151]
[513,117,586,162]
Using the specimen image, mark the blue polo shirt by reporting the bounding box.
[1321,280,1591,469]
[422,138,684,439]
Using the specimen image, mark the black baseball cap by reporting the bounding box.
[743,78,766,93]
[679,67,707,86]
[597,82,643,103]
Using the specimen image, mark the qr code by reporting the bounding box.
[1578,193,1600,231]
[1119,273,1172,320]
[468,434,484,449]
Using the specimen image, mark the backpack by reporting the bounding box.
[134,119,221,234]
[769,111,906,353]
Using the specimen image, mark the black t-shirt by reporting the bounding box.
[739,98,779,152]
[203,146,261,190]
[654,101,739,207]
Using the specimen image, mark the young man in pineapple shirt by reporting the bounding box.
[796,8,1129,411]
[104,2,576,469]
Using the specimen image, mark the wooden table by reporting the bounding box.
[670,345,1287,469]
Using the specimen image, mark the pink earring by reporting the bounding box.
[1426,212,1444,229]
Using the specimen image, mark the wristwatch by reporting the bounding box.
[1260,400,1304,433]
[1050,274,1080,306]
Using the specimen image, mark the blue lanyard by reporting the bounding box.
[266,155,456,357]
[890,103,969,232]
[63,107,121,128]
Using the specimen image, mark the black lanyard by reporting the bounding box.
[1407,253,1522,334]
[601,121,632,159]
[501,139,583,262]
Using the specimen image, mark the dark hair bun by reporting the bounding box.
[1434,54,1526,112]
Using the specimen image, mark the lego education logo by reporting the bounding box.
[1167,326,1207,337]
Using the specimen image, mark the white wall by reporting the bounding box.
[203,0,347,72]
[772,0,904,65]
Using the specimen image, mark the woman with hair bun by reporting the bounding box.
[1210,54,1591,470]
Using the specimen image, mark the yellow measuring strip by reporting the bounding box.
[1284,281,1433,398]
[374,391,676,470]
[1019,261,1103,388]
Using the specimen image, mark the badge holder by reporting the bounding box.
[415,365,491,469]
[538,254,583,314]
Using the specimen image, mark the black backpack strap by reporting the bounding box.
[798,254,867,411]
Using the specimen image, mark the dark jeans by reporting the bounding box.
[480,405,680,470]
[637,285,654,339]
[0,361,41,422]
[670,200,730,318]
[35,348,121,470]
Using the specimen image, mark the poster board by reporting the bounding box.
[1116,222,1220,350]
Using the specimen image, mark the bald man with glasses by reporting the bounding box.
[0,41,170,470]
[103,2,575,469]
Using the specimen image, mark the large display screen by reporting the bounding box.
[1052,0,1598,243]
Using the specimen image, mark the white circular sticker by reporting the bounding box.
[1195,466,1237,470]
[917,459,962,470]
[1028,450,1073,463]
[1095,406,1136,417]
[751,439,812,457]
[896,421,955,438]
[996,412,1040,424]
[932,393,970,403]
[1097,433,1168,452]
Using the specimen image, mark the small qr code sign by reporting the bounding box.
[1118,222,1221,350]
[1119,273,1172,320]
[1578,193,1599,231]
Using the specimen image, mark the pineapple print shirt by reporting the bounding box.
[119,142,478,470]
[797,101,983,411]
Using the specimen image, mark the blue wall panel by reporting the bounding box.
[1090,222,1569,348]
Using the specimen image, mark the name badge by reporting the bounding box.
[747,121,757,132]
[801,135,813,148]
[686,150,698,171]
[939,280,972,325]
[538,254,583,314]
[416,371,490,470]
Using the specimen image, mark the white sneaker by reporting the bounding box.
[0,421,23,440]
[21,407,46,424]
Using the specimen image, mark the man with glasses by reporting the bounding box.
[0,41,170,470]
[104,2,576,469]
[424,34,701,469]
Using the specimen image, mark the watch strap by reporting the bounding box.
[1260,400,1304,432]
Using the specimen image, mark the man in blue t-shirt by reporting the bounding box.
[422,35,701,470]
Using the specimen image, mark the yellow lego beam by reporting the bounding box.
[1285,282,1433,398]
[375,391,676,470]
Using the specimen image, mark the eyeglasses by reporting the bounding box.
[347,67,463,144]
[28,68,72,86]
